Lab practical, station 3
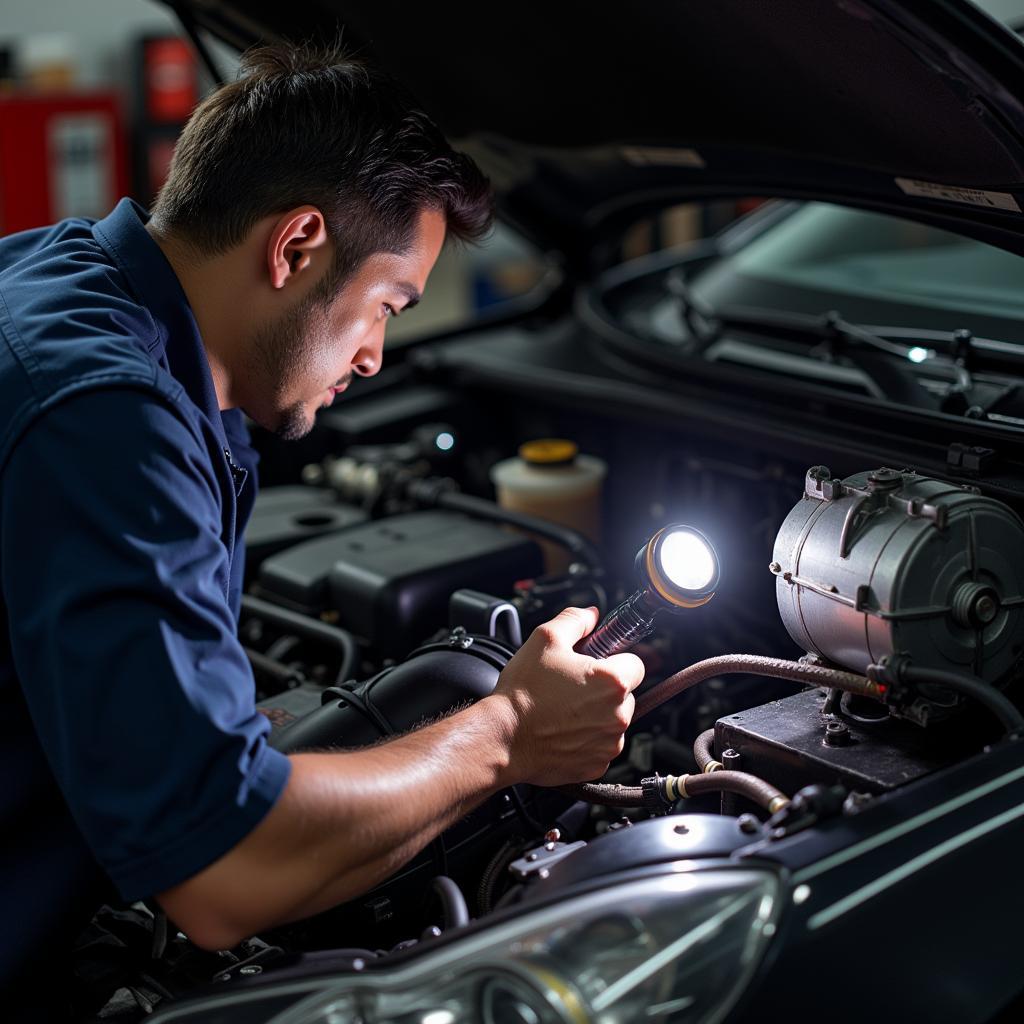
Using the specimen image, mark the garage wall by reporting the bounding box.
[1,0,182,87]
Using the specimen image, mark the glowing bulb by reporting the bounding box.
[435,431,455,452]
[907,346,928,364]
[422,1012,456,1024]
[659,529,716,591]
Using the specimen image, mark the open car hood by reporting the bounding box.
[164,0,1024,256]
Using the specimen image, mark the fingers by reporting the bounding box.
[535,606,600,648]
[597,652,646,693]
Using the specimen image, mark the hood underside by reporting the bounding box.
[166,0,1024,254]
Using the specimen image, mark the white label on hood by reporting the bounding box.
[622,146,706,169]
[895,177,1021,212]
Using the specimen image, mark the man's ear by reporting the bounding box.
[266,206,330,290]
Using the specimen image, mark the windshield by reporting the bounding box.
[704,201,1024,321]
[692,202,1024,328]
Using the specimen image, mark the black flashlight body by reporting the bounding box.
[575,590,662,659]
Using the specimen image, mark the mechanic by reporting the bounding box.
[0,44,643,1016]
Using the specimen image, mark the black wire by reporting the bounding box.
[902,666,1024,735]
[507,785,546,834]
[431,876,469,930]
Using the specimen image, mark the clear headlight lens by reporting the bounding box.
[153,868,778,1024]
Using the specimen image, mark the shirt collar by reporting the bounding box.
[91,198,227,448]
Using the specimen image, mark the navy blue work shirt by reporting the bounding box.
[0,199,292,1004]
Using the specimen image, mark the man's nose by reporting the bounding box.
[352,335,384,377]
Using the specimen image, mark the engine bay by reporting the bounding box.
[155,368,1022,1001]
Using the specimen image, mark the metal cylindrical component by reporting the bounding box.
[772,466,1024,685]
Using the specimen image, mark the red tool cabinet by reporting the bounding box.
[0,92,128,235]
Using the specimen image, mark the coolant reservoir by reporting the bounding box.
[490,439,606,573]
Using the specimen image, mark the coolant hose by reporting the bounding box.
[562,770,788,815]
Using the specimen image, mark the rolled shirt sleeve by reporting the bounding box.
[1,387,290,900]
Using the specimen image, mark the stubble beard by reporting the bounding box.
[249,292,330,441]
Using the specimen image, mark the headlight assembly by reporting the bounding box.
[153,868,779,1024]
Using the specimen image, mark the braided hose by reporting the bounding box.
[561,655,883,811]
[692,728,720,772]
[635,654,884,719]
[561,771,788,814]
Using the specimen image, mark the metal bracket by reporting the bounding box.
[509,840,587,881]
[947,442,996,479]
[449,589,523,648]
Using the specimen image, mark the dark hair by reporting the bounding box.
[151,42,493,292]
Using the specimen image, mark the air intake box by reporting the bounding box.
[257,510,543,656]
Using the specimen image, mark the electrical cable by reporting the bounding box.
[902,665,1024,734]
[477,839,522,916]
[241,594,358,685]
[507,786,547,834]
[431,876,470,930]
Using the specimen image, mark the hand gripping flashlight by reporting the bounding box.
[575,525,720,659]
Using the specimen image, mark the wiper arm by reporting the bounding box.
[666,278,949,411]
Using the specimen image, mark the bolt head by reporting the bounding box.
[975,595,998,624]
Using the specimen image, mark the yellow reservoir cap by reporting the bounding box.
[518,438,578,467]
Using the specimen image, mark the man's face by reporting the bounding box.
[245,207,446,440]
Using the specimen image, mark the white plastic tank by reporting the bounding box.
[489,439,607,573]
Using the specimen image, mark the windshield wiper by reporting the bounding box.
[666,274,982,412]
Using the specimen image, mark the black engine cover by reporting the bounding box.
[257,510,543,656]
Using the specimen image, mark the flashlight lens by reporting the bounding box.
[659,529,716,591]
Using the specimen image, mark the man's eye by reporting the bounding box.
[383,303,397,318]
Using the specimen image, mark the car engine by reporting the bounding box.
[171,410,1022,994]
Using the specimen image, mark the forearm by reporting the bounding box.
[158,694,518,948]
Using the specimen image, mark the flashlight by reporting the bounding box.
[575,525,719,659]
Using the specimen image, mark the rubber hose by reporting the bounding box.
[902,666,1024,734]
[693,728,718,772]
[241,594,358,686]
[635,654,884,720]
[563,770,787,814]
[432,875,470,930]
[560,655,880,812]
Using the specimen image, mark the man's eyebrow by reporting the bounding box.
[396,281,421,309]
